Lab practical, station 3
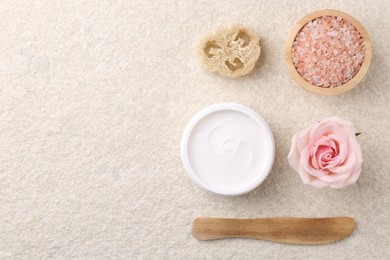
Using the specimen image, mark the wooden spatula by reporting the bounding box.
[192,217,355,245]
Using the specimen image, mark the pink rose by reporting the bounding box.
[287,117,363,189]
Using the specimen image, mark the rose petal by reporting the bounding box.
[315,145,334,168]
[314,146,352,184]
[328,139,338,153]
[297,127,311,154]
[301,146,329,178]
[329,162,361,188]
[287,133,300,172]
[329,144,357,175]
[311,136,331,155]
[310,121,348,143]
[324,116,356,137]
[310,178,329,188]
[331,138,363,187]
[317,167,351,183]
[340,164,362,186]
[310,136,336,169]
[315,136,337,151]
[311,154,320,169]
[351,137,363,163]
[324,134,348,167]
[298,161,312,184]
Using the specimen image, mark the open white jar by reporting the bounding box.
[180,103,275,196]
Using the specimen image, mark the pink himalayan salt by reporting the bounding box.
[292,16,365,88]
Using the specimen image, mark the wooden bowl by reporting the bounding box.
[284,9,372,95]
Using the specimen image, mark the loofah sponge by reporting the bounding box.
[198,24,261,78]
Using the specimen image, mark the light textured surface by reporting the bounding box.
[0,0,389,259]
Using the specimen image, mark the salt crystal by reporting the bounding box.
[292,15,365,88]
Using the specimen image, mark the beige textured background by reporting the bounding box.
[0,0,389,259]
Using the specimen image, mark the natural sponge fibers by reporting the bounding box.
[198,24,261,78]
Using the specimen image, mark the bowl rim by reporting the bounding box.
[284,9,372,95]
[180,103,275,196]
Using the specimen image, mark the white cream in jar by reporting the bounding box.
[180,103,275,195]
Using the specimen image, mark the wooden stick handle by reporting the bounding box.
[192,217,355,245]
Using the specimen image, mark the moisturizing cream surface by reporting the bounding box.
[181,104,274,195]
